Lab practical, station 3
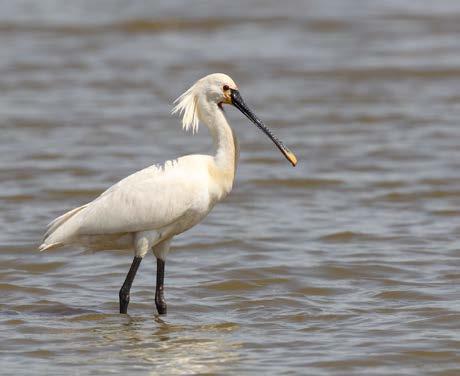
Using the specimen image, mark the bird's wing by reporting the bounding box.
[40,156,213,249]
[75,157,211,235]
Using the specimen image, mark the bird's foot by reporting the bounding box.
[119,290,130,314]
[155,297,167,315]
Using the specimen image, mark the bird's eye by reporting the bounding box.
[223,85,229,91]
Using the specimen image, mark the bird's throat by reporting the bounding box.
[200,102,238,195]
[212,109,238,177]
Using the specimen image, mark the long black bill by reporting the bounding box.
[231,89,297,167]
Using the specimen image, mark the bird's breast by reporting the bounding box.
[207,161,235,203]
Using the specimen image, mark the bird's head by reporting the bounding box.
[196,73,239,106]
[172,73,297,167]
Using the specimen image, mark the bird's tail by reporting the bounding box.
[39,204,88,251]
[38,242,62,252]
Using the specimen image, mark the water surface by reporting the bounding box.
[1,1,460,375]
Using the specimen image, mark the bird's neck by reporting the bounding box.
[200,101,239,194]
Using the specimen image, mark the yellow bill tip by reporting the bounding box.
[284,149,298,167]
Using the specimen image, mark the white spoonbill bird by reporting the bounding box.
[39,73,297,315]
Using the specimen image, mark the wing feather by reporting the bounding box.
[77,157,209,235]
[41,156,212,247]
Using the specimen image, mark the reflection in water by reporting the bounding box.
[88,315,241,375]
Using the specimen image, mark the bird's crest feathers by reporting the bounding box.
[172,83,200,134]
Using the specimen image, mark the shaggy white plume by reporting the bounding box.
[171,83,200,134]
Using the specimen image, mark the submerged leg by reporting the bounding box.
[119,256,142,314]
[155,258,167,314]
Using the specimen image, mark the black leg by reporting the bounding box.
[119,256,142,314]
[155,258,167,315]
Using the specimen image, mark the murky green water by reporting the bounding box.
[1,1,460,374]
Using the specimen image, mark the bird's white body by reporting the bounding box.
[40,74,239,260]
[40,72,296,315]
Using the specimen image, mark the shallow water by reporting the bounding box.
[1,1,460,375]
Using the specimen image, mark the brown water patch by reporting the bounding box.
[401,350,458,360]
[43,188,103,198]
[0,16,292,35]
[310,357,385,369]
[0,283,49,295]
[24,350,55,358]
[1,194,35,203]
[431,210,460,217]
[205,279,262,292]
[65,313,116,322]
[295,286,339,296]
[375,190,460,202]
[374,290,441,301]
[42,166,96,177]
[250,178,344,189]
[221,265,292,279]
[317,263,407,280]
[26,152,61,161]
[419,178,460,186]
[2,260,66,273]
[244,157,280,165]
[14,301,95,316]
[196,322,240,333]
[371,180,407,189]
[282,67,460,80]
[176,239,246,252]
[319,231,382,243]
